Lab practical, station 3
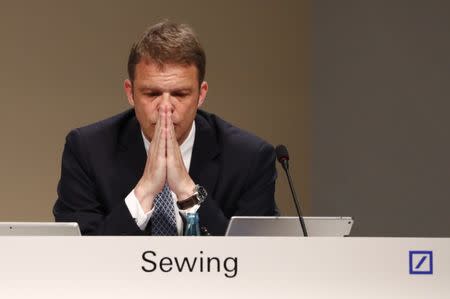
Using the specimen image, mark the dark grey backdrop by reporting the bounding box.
[312,0,450,236]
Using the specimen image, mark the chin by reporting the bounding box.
[174,130,183,142]
[142,129,154,141]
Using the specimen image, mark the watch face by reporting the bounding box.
[197,185,208,201]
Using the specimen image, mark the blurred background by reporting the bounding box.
[0,0,448,236]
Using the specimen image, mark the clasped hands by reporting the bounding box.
[135,109,195,213]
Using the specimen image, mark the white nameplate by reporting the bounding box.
[0,237,448,298]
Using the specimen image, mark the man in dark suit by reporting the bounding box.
[53,21,277,235]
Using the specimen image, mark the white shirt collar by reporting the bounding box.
[141,121,196,171]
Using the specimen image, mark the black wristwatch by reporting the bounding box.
[177,185,207,210]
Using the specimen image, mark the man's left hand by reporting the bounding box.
[166,111,196,202]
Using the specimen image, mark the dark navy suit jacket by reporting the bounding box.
[53,109,277,235]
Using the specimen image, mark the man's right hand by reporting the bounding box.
[134,110,167,213]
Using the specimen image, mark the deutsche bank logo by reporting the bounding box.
[409,251,433,275]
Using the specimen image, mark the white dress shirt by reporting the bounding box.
[124,121,198,235]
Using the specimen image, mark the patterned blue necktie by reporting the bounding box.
[151,184,178,236]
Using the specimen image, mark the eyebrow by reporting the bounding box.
[138,86,193,93]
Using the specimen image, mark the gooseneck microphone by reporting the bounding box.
[275,145,308,237]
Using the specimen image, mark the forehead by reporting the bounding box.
[134,59,198,88]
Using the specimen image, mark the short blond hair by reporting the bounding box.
[127,20,206,84]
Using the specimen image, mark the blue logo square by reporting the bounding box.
[409,251,433,275]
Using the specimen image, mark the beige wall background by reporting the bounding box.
[0,1,310,221]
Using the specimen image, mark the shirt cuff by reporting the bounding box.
[178,203,200,215]
[125,189,153,230]
[172,192,198,234]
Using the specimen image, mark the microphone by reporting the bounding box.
[275,145,308,237]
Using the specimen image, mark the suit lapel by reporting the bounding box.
[116,114,147,198]
[189,112,220,200]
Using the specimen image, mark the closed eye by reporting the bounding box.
[172,92,189,98]
[144,92,161,97]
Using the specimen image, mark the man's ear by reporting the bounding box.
[124,79,135,107]
[197,81,208,108]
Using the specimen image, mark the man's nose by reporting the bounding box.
[159,93,174,112]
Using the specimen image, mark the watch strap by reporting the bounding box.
[177,194,199,210]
